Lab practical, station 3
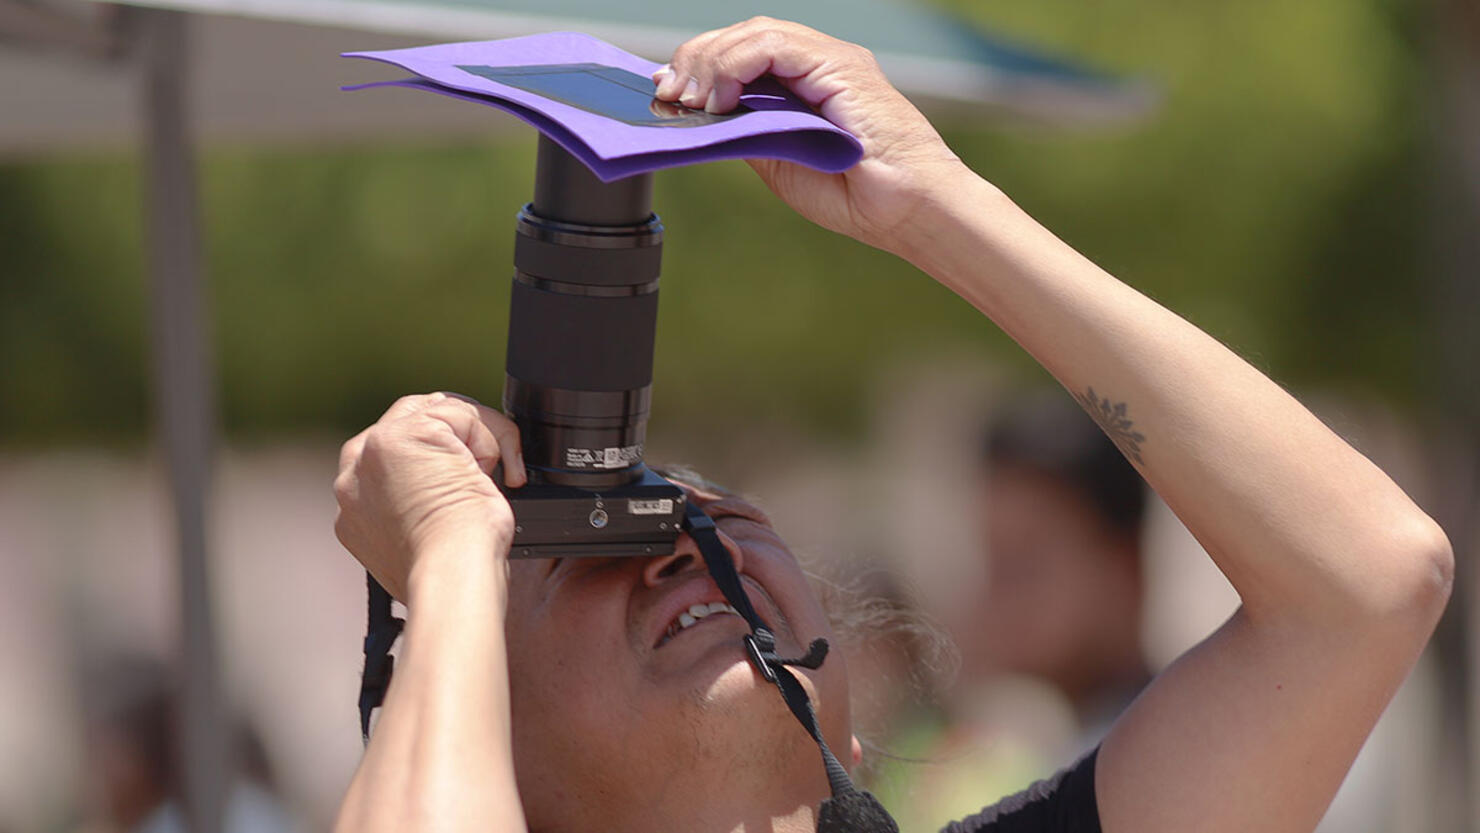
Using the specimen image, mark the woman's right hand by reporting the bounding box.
[333,392,527,602]
[652,17,972,257]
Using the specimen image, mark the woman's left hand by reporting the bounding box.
[652,17,970,257]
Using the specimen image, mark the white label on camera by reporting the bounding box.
[565,444,642,469]
[629,498,674,516]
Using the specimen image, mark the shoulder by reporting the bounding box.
[939,747,1101,833]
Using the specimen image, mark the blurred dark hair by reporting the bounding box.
[81,657,182,795]
[984,392,1147,540]
[80,656,279,793]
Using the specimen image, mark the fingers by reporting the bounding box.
[338,394,444,484]
[339,428,369,476]
[375,390,452,425]
[433,393,525,486]
[420,397,528,488]
[654,27,724,105]
[691,25,787,114]
[347,392,528,488]
[654,17,873,115]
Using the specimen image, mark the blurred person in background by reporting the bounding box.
[973,395,1151,745]
[77,657,300,833]
[869,397,1150,829]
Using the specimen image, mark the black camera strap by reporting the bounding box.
[681,502,898,833]
[359,572,403,741]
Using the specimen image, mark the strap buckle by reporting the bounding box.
[743,631,778,683]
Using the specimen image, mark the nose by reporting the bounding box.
[642,527,744,587]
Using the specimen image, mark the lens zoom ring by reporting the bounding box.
[506,281,659,392]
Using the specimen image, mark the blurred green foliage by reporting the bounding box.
[0,0,1439,447]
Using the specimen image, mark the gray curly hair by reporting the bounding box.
[652,463,960,767]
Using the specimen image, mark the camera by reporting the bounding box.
[500,135,686,558]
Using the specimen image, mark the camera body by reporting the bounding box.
[503,467,685,558]
[501,135,685,558]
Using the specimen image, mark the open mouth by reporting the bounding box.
[656,602,743,648]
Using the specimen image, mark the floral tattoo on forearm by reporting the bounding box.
[1076,386,1147,464]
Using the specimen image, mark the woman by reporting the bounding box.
[331,19,1452,833]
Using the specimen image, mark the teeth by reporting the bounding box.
[660,602,742,646]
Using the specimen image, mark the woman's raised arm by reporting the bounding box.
[662,19,1453,833]
[332,393,529,833]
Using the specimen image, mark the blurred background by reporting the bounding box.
[1,0,1476,830]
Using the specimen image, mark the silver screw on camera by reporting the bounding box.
[589,508,609,529]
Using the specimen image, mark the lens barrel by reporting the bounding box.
[503,136,663,489]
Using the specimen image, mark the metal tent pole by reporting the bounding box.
[137,8,227,833]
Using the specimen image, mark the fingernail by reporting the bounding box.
[656,70,681,99]
[680,77,701,107]
[651,63,671,82]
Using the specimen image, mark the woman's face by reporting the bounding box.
[502,485,854,832]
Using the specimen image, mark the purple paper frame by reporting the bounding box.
[343,32,862,181]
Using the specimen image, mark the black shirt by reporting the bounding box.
[939,748,1101,833]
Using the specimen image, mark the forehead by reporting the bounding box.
[681,485,773,528]
[648,467,770,524]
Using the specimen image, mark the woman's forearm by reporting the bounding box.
[334,533,526,833]
[901,172,1452,628]
[898,172,1452,832]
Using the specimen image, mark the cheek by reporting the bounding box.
[505,601,637,719]
[504,605,652,820]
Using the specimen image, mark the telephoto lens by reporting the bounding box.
[500,135,685,558]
